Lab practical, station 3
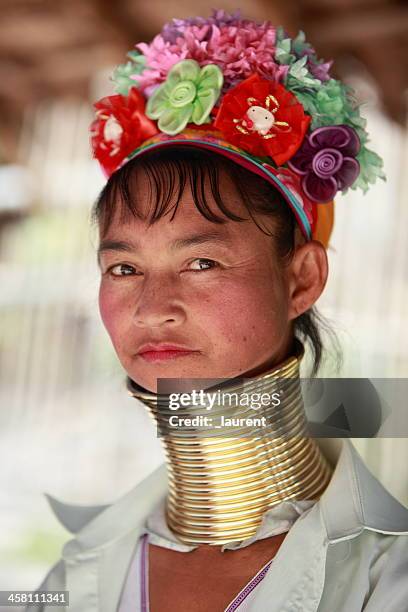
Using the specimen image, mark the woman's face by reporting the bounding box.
[98,168,318,393]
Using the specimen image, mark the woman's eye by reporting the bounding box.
[188,258,219,272]
[108,263,139,277]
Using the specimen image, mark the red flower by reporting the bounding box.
[90,88,159,177]
[214,74,311,166]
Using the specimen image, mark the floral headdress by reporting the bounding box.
[90,9,385,247]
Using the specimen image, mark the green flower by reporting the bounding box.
[295,79,360,130]
[112,51,147,95]
[292,89,319,118]
[146,59,223,135]
[315,79,348,124]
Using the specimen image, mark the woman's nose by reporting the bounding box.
[133,274,186,329]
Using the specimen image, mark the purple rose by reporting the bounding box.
[288,125,361,202]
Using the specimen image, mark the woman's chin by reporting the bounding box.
[127,357,232,395]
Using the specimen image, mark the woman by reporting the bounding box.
[31,10,408,612]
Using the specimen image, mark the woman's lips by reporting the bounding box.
[138,349,197,362]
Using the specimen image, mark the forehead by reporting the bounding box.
[99,164,254,238]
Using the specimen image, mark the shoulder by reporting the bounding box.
[44,461,167,535]
[25,560,65,611]
[320,531,408,611]
[27,463,168,609]
[363,532,408,611]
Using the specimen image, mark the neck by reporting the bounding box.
[127,340,332,545]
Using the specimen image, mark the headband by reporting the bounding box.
[90,10,385,247]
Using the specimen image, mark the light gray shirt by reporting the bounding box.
[30,439,408,612]
[118,493,315,611]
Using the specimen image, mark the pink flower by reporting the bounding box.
[135,16,284,95]
[135,34,189,95]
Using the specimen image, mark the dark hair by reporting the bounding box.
[91,147,340,376]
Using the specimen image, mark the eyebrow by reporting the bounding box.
[97,231,233,265]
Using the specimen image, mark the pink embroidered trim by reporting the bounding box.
[140,534,149,612]
[224,557,274,611]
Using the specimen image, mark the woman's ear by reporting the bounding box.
[287,240,328,320]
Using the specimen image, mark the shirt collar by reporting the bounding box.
[44,438,408,555]
[319,438,408,541]
[142,495,316,552]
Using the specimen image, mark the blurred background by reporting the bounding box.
[0,0,407,595]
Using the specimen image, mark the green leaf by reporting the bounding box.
[292,30,315,57]
[127,51,146,68]
[351,145,386,193]
[275,26,287,43]
[275,38,293,65]
[111,65,135,95]
[112,51,147,95]
[289,57,321,88]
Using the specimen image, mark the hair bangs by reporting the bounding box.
[91,147,255,238]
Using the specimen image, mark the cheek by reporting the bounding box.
[98,283,127,345]
[197,276,288,353]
